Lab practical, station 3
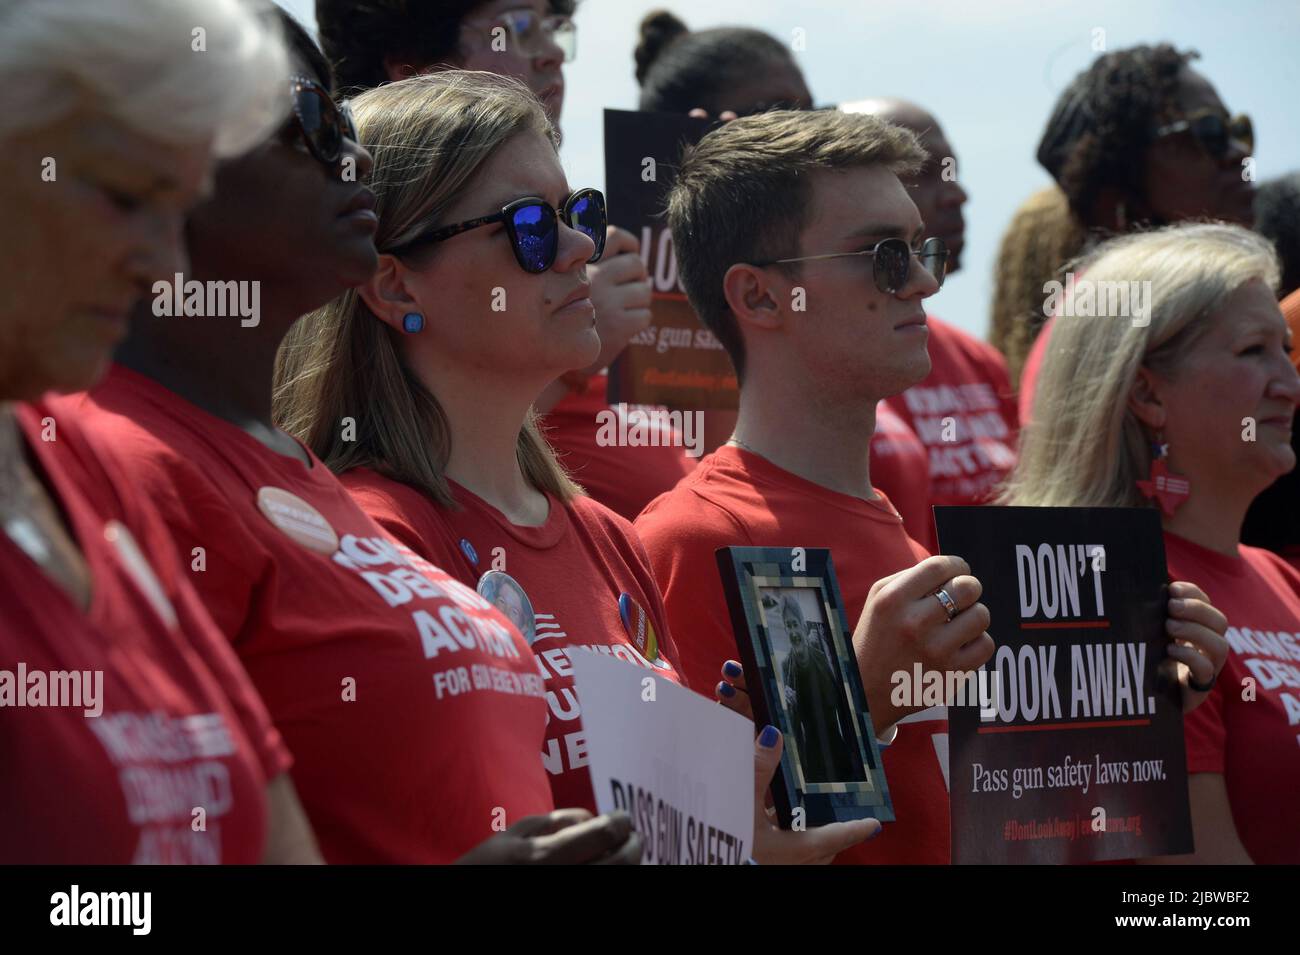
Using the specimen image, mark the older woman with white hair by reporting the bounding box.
[0,0,322,863]
[1005,222,1300,863]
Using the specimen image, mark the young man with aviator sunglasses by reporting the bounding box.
[637,106,1231,866]
[634,108,996,866]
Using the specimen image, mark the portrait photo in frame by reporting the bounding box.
[716,546,894,829]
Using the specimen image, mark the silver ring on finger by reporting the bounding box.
[932,588,959,623]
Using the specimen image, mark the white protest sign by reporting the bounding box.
[570,649,753,864]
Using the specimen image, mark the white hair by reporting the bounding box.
[0,0,289,156]
[1002,222,1280,509]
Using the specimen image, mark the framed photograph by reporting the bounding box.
[716,546,894,828]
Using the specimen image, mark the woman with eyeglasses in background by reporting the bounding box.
[1007,44,1256,419]
[275,70,879,864]
[0,0,316,864]
[54,12,640,865]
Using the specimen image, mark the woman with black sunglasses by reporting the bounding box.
[315,0,674,523]
[55,13,641,865]
[275,69,879,864]
[1013,44,1257,422]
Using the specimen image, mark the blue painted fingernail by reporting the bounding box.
[758,725,779,748]
[723,660,743,678]
[717,681,736,698]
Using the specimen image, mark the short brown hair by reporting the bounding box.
[667,110,926,380]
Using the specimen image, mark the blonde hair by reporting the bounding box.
[1001,222,1280,509]
[987,185,1088,382]
[274,70,580,507]
[0,0,287,156]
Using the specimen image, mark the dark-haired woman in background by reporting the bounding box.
[548,7,817,508]
[628,10,816,459]
[634,9,813,116]
[1006,44,1255,419]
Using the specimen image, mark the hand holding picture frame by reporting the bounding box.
[716,546,894,828]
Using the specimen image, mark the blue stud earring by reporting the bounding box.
[402,312,424,334]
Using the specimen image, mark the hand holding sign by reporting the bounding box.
[852,555,994,730]
[750,726,881,864]
[454,808,642,865]
[586,225,653,371]
[716,664,883,864]
[1164,580,1229,712]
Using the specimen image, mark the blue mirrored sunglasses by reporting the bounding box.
[388,188,606,273]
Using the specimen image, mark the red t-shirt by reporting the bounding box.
[1166,532,1300,863]
[2,402,285,863]
[635,445,950,864]
[540,372,697,521]
[875,318,1019,551]
[52,366,553,863]
[1017,315,1054,426]
[868,402,932,548]
[341,467,685,813]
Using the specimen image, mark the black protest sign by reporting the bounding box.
[934,506,1192,863]
[602,108,738,411]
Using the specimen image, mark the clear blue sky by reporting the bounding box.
[280,0,1300,342]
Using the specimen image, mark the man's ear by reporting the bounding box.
[358,254,423,334]
[382,57,444,83]
[1127,364,1167,430]
[382,57,412,83]
[722,263,784,333]
[381,54,430,83]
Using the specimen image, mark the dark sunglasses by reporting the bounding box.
[758,236,948,294]
[1154,111,1253,160]
[388,188,607,273]
[288,75,358,167]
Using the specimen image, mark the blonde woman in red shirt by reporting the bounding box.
[1004,222,1299,863]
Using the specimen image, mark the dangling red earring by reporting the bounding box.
[1136,434,1190,517]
